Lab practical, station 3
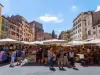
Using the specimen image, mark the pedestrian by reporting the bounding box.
[22,49,25,60]
[16,48,22,66]
[63,49,69,66]
[36,49,39,63]
[48,48,55,69]
[10,51,16,67]
[38,48,43,64]
[25,47,28,57]
[69,48,75,68]
[57,48,64,70]
[44,49,48,64]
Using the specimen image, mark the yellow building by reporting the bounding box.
[0,4,3,39]
[24,24,33,42]
[0,4,35,41]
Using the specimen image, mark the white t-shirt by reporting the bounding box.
[69,52,74,58]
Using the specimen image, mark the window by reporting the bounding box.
[78,30,79,33]
[80,24,81,27]
[85,28,87,31]
[88,30,91,35]
[98,25,100,27]
[93,27,95,29]
[80,29,81,32]
[78,25,79,28]
[85,23,87,26]
[76,21,77,25]
[79,18,81,22]
[93,31,96,34]
[76,26,77,29]
[80,34,81,37]
[2,25,4,31]
[88,20,90,25]
[11,32,15,35]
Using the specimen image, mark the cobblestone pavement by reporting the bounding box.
[0,63,100,75]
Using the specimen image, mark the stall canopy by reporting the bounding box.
[20,41,30,44]
[30,41,43,45]
[68,41,88,45]
[88,39,100,44]
[42,39,68,45]
[0,38,20,43]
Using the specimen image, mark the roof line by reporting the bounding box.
[0,3,4,7]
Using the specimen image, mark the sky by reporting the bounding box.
[0,0,100,35]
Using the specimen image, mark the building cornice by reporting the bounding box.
[0,3,3,7]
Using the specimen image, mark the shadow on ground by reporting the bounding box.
[50,68,56,72]
[0,62,10,67]
[22,62,70,67]
[21,62,49,67]
[73,67,79,71]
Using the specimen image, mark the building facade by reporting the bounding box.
[29,21,44,41]
[71,10,100,41]
[6,15,33,41]
[86,11,100,40]
[59,31,70,41]
[43,32,52,40]
[0,4,3,39]
[71,11,91,41]
[0,15,33,41]
[0,3,44,41]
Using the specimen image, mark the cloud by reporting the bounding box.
[0,0,11,14]
[95,5,100,12]
[71,5,78,11]
[39,14,64,23]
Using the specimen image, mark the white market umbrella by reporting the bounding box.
[21,41,30,44]
[42,39,68,45]
[43,39,67,43]
[0,38,20,43]
[30,41,43,45]
[68,41,87,45]
[88,39,100,44]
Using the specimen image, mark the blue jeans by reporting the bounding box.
[10,57,15,66]
[49,57,54,68]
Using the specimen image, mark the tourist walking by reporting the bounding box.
[57,48,64,70]
[63,49,69,66]
[69,48,75,68]
[48,48,55,69]
[10,51,16,67]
